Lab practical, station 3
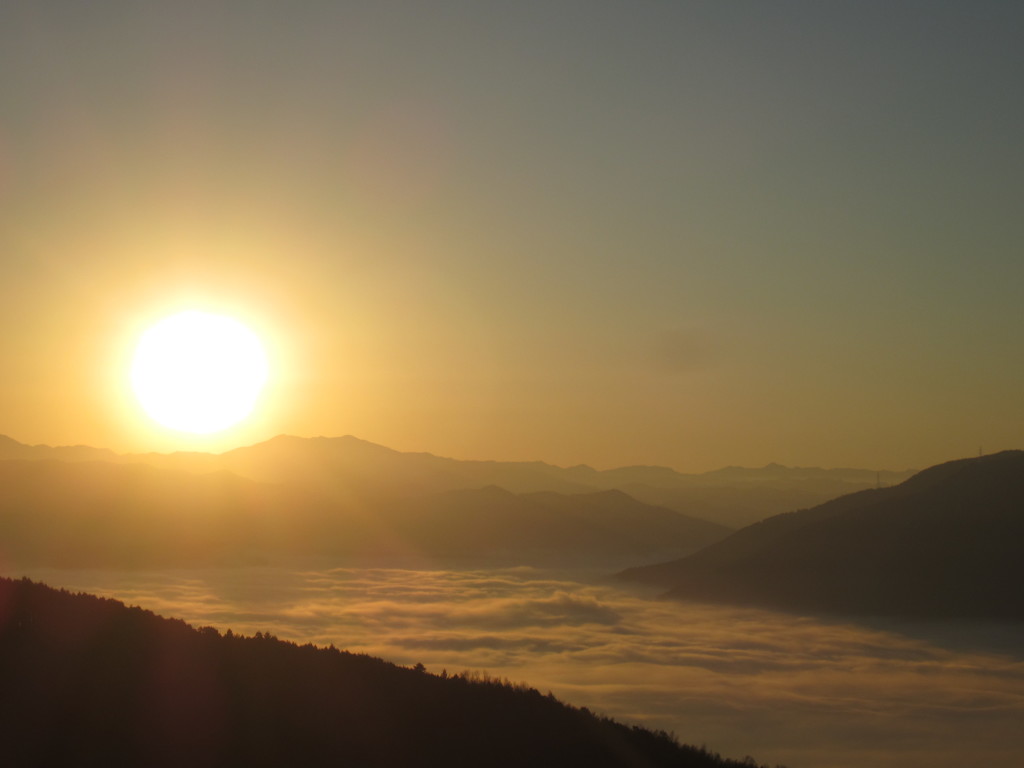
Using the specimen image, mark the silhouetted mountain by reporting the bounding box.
[130,434,912,527]
[602,463,913,528]
[618,451,1024,620]
[524,489,731,565]
[0,459,727,569]
[0,434,912,528]
[214,434,601,497]
[0,434,117,463]
[0,576,778,768]
[0,460,336,568]
[372,486,731,568]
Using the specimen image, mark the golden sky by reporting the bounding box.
[1,2,1022,471]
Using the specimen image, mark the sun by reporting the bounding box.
[131,310,269,434]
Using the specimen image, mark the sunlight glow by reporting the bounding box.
[131,310,269,434]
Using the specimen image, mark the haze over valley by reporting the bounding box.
[3,435,1024,767]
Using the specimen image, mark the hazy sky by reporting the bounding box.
[2,1,1022,471]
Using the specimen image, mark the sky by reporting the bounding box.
[1,1,1022,471]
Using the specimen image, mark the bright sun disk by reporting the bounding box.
[131,310,269,434]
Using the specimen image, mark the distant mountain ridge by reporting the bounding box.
[0,456,729,570]
[0,433,918,569]
[0,434,117,463]
[0,433,916,528]
[618,450,1024,620]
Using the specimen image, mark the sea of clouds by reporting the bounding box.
[14,566,1024,768]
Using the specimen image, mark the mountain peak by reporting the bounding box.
[619,449,1024,619]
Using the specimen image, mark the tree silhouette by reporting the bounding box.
[0,576,781,768]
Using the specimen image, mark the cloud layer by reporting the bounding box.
[17,566,1024,768]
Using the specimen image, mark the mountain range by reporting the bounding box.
[0,438,730,569]
[618,451,1024,620]
[4,434,1012,620]
[1,433,913,528]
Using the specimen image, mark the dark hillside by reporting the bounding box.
[618,451,1024,619]
[0,577,775,768]
[524,489,731,561]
